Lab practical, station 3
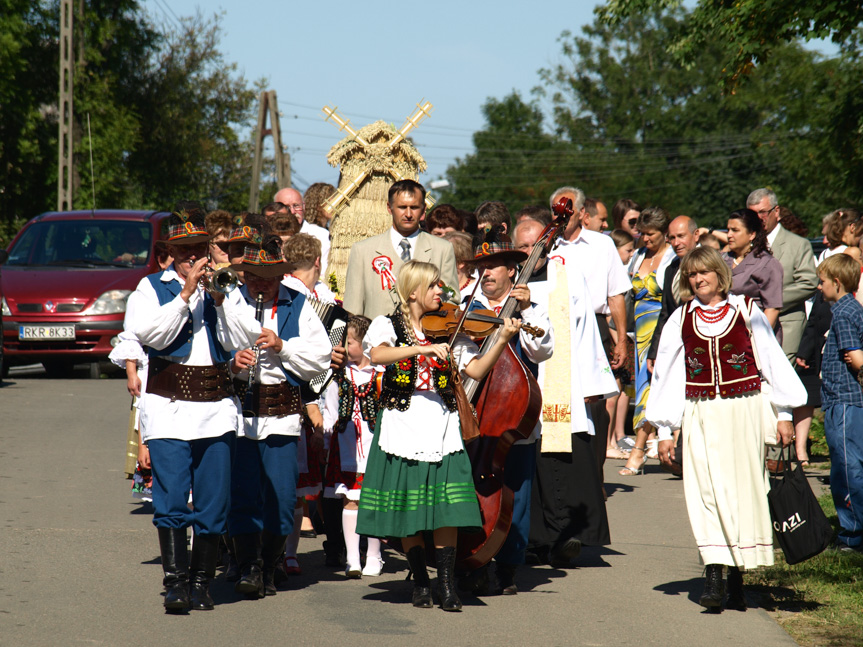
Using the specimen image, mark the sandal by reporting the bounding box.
[618,446,646,476]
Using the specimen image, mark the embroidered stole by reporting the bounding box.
[541,261,573,452]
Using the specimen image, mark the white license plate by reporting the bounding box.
[18,325,76,340]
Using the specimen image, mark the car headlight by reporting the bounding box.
[82,290,132,315]
[1,297,9,316]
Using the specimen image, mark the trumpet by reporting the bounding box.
[201,260,240,295]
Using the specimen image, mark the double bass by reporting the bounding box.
[456,198,574,569]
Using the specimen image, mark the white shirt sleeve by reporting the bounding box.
[363,316,398,359]
[518,302,554,364]
[645,306,687,429]
[747,300,807,418]
[129,275,197,351]
[278,300,333,380]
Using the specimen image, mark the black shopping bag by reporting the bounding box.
[767,450,833,564]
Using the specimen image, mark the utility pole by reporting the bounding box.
[57,0,74,211]
[248,90,291,213]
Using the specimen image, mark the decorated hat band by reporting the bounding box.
[471,239,528,264]
[228,225,260,244]
[167,220,209,241]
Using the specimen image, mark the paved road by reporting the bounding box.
[0,374,799,646]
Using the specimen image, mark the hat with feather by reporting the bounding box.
[229,233,289,278]
[166,201,209,244]
[470,225,528,265]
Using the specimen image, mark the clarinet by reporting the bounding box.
[242,292,265,418]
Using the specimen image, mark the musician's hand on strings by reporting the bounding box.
[416,343,450,361]
[180,257,209,302]
[497,317,522,343]
[330,344,347,371]
[510,284,532,311]
[256,328,283,353]
[231,348,256,374]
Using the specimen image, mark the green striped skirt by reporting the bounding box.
[356,422,481,539]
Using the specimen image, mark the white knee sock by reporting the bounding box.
[285,506,303,558]
[366,536,382,563]
[342,508,361,568]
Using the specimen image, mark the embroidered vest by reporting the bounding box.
[681,299,761,399]
[146,273,231,363]
[335,369,381,432]
[241,285,307,387]
[379,313,457,412]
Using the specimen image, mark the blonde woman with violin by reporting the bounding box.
[356,260,521,612]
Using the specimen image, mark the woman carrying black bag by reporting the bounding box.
[645,248,807,613]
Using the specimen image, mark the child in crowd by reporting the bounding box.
[817,254,863,552]
[323,315,384,578]
[606,229,636,459]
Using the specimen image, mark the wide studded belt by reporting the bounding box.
[233,379,303,418]
[147,358,234,402]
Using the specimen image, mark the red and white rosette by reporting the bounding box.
[372,255,397,291]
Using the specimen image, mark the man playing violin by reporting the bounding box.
[462,228,554,595]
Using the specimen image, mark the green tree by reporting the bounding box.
[597,0,863,88]
[440,92,569,213]
[0,1,259,240]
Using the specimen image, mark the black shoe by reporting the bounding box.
[699,564,725,611]
[232,533,265,599]
[496,563,517,595]
[458,564,490,596]
[158,527,190,614]
[189,534,219,611]
[725,566,746,611]
[261,530,288,596]
[405,545,432,608]
[550,537,582,568]
[436,546,462,612]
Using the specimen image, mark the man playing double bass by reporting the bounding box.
[461,228,554,594]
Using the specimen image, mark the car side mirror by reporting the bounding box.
[0,249,8,265]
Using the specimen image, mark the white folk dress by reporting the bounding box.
[646,294,806,568]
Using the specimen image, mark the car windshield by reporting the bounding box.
[6,220,152,267]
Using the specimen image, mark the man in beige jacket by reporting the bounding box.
[343,180,460,319]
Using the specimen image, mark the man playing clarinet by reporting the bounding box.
[217,234,332,599]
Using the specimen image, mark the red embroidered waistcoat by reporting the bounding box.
[680,300,761,399]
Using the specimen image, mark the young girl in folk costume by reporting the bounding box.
[646,247,805,612]
[323,315,384,578]
[357,260,522,612]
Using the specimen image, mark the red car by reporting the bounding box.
[1,210,171,377]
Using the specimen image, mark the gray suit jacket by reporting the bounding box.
[771,225,818,358]
[342,230,461,320]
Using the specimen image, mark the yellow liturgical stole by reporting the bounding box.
[541,262,573,453]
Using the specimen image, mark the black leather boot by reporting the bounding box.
[222,534,240,582]
[158,527,190,613]
[457,564,490,596]
[405,545,432,608]
[261,529,288,596]
[189,533,219,610]
[725,566,747,611]
[699,564,725,611]
[436,546,462,612]
[496,562,517,595]
[232,533,264,599]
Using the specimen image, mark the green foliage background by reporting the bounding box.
[439,8,863,233]
[0,0,261,246]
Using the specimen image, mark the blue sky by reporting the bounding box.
[142,0,602,194]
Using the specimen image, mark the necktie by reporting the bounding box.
[399,238,411,262]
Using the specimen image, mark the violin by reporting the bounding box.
[420,302,545,340]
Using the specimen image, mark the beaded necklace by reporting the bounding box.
[695,302,730,324]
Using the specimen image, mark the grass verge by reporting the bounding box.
[745,493,863,647]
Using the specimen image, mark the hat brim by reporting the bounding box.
[468,250,528,265]
[229,262,289,278]
[165,234,210,246]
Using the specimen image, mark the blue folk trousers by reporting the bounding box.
[823,404,863,547]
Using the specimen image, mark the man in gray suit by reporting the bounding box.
[747,187,818,361]
[343,180,460,319]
